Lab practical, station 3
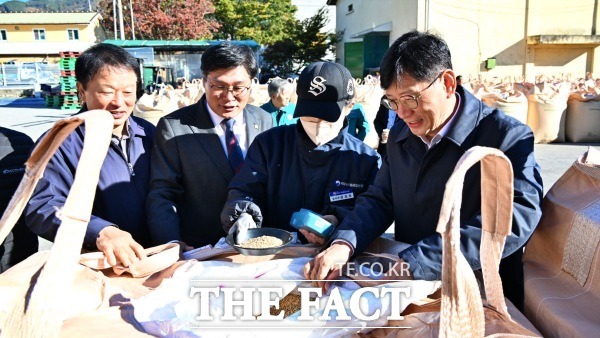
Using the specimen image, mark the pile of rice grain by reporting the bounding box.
[269,293,301,318]
[239,235,284,249]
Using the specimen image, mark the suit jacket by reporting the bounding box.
[147,95,272,247]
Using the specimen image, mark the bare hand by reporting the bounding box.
[303,242,352,292]
[96,226,146,267]
[299,229,326,245]
[299,214,338,245]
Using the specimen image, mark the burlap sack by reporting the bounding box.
[133,86,181,125]
[523,147,600,338]
[526,82,569,143]
[0,111,116,337]
[565,97,600,142]
[361,146,540,337]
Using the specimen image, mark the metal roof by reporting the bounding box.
[103,39,261,51]
[0,12,101,25]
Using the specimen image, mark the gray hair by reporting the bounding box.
[267,78,293,97]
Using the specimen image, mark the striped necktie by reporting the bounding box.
[221,118,244,174]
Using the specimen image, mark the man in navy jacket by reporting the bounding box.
[305,31,543,309]
[25,43,154,267]
[221,62,381,242]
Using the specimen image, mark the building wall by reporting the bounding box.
[0,23,98,43]
[334,0,418,66]
[333,0,600,80]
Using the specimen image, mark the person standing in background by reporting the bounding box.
[346,101,370,141]
[261,78,298,126]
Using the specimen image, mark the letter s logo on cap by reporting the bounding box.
[308,76,327,96]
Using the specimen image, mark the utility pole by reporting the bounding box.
[117,0,125,40]
[113,0,117,39]
[129,0,136,40]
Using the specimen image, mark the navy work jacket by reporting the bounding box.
[226,123,381,236]
[25,110,155,249]
[334,86,543,281]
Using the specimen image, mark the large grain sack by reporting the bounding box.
[565,98,600,142]
[496,97,528,125]
[482,92,528,125]
[526,82,569,143]
[133,87,180,125]
[523,147,600,338]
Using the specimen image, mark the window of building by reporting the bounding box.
[33,29,46,40]
[67,29,79,40]
[348,4,354,13]
[0,30,7,41]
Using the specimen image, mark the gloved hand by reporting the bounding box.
[229,212,259,244]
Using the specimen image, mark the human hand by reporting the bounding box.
[299,229,326,245]
[299,214,338,245]
[229,213,258,244]
[303,242,352,292]
[96,226,146,267]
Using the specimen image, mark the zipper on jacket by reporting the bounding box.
[111,136,135,177]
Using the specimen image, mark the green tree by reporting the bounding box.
[262,7,336,77]
[98,0,219,40]
[212,0,297,45]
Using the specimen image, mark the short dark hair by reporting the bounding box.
[75,43,142,98]
[380,30,453,89]
[200,42,258,79]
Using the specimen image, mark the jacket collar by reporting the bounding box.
[78,104,147,138]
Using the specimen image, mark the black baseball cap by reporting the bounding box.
[294,62,355,122]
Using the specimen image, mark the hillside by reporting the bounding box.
[0,0,100,12]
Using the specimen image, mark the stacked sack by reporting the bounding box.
[133,79,204,125]
[565,76,600,142]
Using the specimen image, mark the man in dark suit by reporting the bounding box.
[147,43,273,248]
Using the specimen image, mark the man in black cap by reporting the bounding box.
[221,61,381,243]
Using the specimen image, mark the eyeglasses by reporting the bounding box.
[206,78,251,98]
[381,72,444,110]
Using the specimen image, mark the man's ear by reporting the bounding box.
[442,70,457,97]
[76,82,85,102]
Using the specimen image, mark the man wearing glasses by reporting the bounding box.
[305,31,543,310]
[147,43,272,249]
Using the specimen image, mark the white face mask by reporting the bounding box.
[300,114,345,146]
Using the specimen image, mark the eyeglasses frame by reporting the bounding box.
[381,71,445,111]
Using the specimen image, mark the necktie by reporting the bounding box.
[222,118,244,174]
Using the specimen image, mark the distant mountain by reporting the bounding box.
[0,0,100,12]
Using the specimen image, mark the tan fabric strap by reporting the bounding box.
[0,110,114,338]
[435,146,515,337]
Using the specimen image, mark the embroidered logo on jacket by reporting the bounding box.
[308,76,327,96]
[335,180,363,188]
